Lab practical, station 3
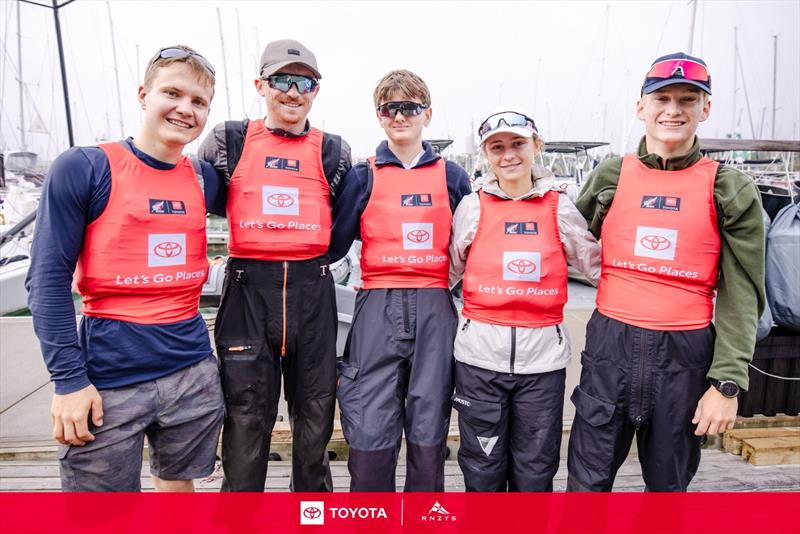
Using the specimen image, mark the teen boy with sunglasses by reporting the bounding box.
[331,70,471,491]
[567,53,765,491]
[198,38,352,492]
[27,45,225,491]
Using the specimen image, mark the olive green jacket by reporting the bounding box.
[576,136,766,390]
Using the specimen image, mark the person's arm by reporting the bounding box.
[556,193,601,286]
[329,163,368,263]
[574,157,622,239]
[199,159,227,217]
[25,148,106,445]
[322,134,353,200]
[692,168,766,436]
[445,161,473,213]
[448,192,479,288]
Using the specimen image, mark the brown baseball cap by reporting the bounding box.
[259,39,321,80]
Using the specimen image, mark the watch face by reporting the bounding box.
[720,381,739,397]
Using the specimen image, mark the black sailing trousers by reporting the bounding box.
[215,256,337,492]
[567,310,714,492]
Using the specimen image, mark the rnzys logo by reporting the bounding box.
[634,226,678,260]
[502,251,541,282]
[264,156,300,171]
[262,186,300,215]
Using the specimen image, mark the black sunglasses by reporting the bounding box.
[153,47,216,76]
[376,101,429,118]
[265,74,318,94]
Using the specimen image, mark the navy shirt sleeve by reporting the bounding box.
[201,159,227,217]
[329,162,370,263]
[26,146,108,394]
[445,160,472,213]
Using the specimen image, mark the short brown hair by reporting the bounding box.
[143,45,215,94]
[373,70,431,107]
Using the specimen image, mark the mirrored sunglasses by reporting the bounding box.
[376,101,429,118]
[266,74,318,94]
[154,47,215,76]
[478,111,538,138]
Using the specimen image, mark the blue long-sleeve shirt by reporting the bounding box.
[328,141,472,261]
[26,138,225,395]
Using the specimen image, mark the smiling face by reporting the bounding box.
[136,62,212,161]
[377,91,431,149]
[257,63,318,134]
[483,132,539,194]
[636,84,711,159]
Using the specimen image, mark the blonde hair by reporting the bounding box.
[143,45,215,94]
[373,70,431,107]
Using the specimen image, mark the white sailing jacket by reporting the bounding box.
[449,165,601,374]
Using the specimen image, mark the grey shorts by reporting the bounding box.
[59,355,224,492]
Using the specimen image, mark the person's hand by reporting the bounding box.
[691,386,737,436]
[51,385,104,446]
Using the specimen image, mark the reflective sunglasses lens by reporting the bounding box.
[647,60,708,81]
[478,112,537,137]
[268,75,316,94]
[377,102,425,118]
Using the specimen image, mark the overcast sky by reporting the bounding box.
[2,0,798,162]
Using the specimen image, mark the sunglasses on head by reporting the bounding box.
[478,111,538,138]
[376,101,429,118]
[646,59,709,82]
[265,74,318,94]
[153,47,216,76]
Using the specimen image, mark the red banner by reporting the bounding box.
[1,493,798,533]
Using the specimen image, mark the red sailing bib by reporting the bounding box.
[227,120,331,260]
[360,158,451,289]
[597,155,721,330]
[462,190,568,327]
[75,142,208,324]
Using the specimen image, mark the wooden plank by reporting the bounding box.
[723,427,800,455]
[741,436,800,466]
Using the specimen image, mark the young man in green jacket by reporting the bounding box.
[567,52,765,492]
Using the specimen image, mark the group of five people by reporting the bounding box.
[27,39,764,493]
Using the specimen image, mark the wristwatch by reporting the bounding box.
[709,379,740,398]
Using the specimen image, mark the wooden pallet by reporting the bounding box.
[723,427,800,465]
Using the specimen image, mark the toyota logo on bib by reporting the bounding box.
[634,226,678,260]
[406,229,430,243]
[640,234,671,251]
[303,507,321,519]
[262,185,300,215]
[267,193,295,208]
[402,222,434,250]
[148,233,187,267]
[300,501,325,525]
[503,251,541,282]
[153,241,183,257]
[506,258,536,274]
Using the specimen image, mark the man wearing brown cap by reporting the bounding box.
[567,52,765,491]
[199,38,352,492]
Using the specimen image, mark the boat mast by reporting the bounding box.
[216,7,232,119]
[771,34,777,139]
[16,1,26,150]
[687,0,698,54]
[236,8,245,117]
[106,1,124,138]
[732,26,738,136]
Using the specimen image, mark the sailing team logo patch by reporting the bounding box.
[264,156,300,171]
[402,222,433,250]
[641,195,681,211]
[262,185,300,215]
[634,226,677,260]
[149,199,187,215]
[148,233,186,267]
[502,251,541,282]
[400,194,433,207]
[504,221,538,235]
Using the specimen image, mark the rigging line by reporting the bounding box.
[748,363,800,381]
[61,13,96,142]
[654,0,674,54]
